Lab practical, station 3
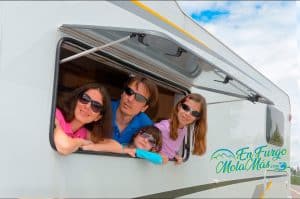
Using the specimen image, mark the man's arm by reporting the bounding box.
[81,139,123,153]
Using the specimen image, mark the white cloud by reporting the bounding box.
[179,1,298,81]
[178,1,300,167]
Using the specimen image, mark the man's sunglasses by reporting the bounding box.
[78,93,104,114]
[140,132,157,148]
[124,87,148,104]
[180,103,201,118]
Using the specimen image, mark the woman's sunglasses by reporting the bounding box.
[180,103,201,118]
[140,132,157,148]
[78,93,104,114]
[124,87,148,104]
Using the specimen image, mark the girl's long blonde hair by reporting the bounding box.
[169,93,207,155]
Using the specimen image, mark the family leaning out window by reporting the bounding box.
[53,75,207,165]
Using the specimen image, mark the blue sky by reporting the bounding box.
[178,1,300,167]
[191,9,230,23]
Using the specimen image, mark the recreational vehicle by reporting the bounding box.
[0,1,291,198]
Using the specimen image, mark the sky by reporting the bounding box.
[177,1,300,167]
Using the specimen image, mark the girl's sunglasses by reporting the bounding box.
[180,103,201,118]
[78,93,104,114]
[124,87,148,104]
[140,132,157,148]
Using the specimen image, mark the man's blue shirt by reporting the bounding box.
[111,100,153,144]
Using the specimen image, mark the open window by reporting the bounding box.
[50,37,191,161]
[266,105,284,146]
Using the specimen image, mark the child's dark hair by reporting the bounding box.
[133,126,162,152]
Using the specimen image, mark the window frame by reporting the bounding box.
[266,105,285,147]
[50,37,192,162]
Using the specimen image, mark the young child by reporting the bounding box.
[155,93,207,164]
[123,126,163,164]
[82,126,164,165]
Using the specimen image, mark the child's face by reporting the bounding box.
[177,98,201,127]
[133,132,156,151]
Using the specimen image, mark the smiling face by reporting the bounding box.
[73,88,103,125]
[133,133,156,151]
[177,97,201,128]
[119,81,150,117]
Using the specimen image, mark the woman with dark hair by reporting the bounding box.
[54,83,113,155]
[155,93,207,164]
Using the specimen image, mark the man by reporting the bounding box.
[111,75,158,144]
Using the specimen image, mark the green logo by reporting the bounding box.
[210,145,288,174]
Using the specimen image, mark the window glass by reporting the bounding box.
[266,105,284,146]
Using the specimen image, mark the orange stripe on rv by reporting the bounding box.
[130,0,208,48]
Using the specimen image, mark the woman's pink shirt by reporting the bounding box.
[55,108,88,139]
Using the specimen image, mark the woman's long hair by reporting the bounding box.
[57,83,113,142]
[169,93,207,156]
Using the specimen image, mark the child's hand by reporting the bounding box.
[124,148,136,157]
[174,155,183,165]
[160,153,169,164]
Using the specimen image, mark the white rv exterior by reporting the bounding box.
[0,1,291,198]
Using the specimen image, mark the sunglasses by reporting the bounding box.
[124,87,148,104]
[78,93,104,114]
[180,103,201,118]
[139,132,157,148]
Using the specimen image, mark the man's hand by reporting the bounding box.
[77,139,93,147]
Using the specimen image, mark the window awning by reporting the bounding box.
[59,24,273,105]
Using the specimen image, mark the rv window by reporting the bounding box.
[59,25,202,78]
[50,37,190,162]
[266,106,284,146]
